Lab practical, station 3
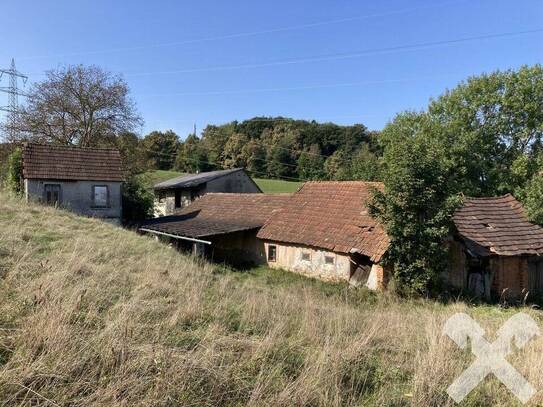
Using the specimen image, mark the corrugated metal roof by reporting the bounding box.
[153,168,244,190]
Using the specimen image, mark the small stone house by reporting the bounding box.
[257,181,390,289]
[448,194,543,300]
[22,143,124,223]
[141,193,291,265]
[153,168,262,217]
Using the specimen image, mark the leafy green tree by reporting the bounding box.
[122,175,155,224]
[427,64,543,195]
[175,134,212,173]
[223,133,249,168]
[142,130,179,170]
[297,144,325,180]
[370,65,543,294]
[241,139,266,176]
[264,126,297,178]
[6,148,23,195]
[350,144,381,181]
[369,113,462,295]
[324,150,350,180]
[523,174,543,225]
[116,132,147,176]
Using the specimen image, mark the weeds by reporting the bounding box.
[0,193,542,406]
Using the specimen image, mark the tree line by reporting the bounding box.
[137,119,382,182]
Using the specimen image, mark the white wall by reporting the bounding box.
[264,242,352,282]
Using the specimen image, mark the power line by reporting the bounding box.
[0,59,28,142]
[126,27,543,77]
[18,0,469,61]
[135,72,459,98]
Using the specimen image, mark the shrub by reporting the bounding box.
[5,148,23,195]
[122,175,154,224]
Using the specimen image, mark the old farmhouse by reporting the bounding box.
[22,143,124,223]
[141,193,291,265]
[258,181,390,289]
[448,194,543,300]
[153,168,262,217]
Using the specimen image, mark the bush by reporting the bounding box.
[122,175,154,224]
[5,148,23,195]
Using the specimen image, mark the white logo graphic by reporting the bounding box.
[443,312,540,404]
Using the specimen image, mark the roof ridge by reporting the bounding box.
[464,193,515,201]
[24,142,120,153]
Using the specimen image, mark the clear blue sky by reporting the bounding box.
[1,0,542,138]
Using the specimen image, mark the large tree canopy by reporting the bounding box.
[370,65,543,295]
[175,117,378,181]
[13,65,142,146]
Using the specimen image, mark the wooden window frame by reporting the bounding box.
[268,245,277,262]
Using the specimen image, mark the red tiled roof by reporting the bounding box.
[453,194,543,256]
[22,143,124,181]
[257,181,389,262]
[141,193,291,238]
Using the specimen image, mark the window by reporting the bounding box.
[268,245,277,262]
[301,252,311,261]
[92,185,109,208]
[324,255,335,265]
[44,184,61,205]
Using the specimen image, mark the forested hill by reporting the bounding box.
[174,117,382,182]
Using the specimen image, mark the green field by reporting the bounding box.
[141,170,302,193]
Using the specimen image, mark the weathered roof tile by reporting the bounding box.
[141,193,291,238]
[453,194,543,256]
[257,181,389,262]
[22,143,123,182]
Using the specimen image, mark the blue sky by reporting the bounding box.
[1,0,542,138]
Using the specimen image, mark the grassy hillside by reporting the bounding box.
[141,170,302,193]
[1,195,543,406]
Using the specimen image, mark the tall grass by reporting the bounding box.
[0,193,542,406]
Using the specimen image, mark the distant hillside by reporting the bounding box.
[0,194,541,406]
[174,117,382,182]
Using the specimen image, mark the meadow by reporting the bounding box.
[1,194,543,406]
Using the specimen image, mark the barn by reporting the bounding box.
[257,181,390,289]
[448,194,543,300]
[153,168,262,216]
[141,193,291,265]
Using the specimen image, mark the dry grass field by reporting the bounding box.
[1,193,543,406]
